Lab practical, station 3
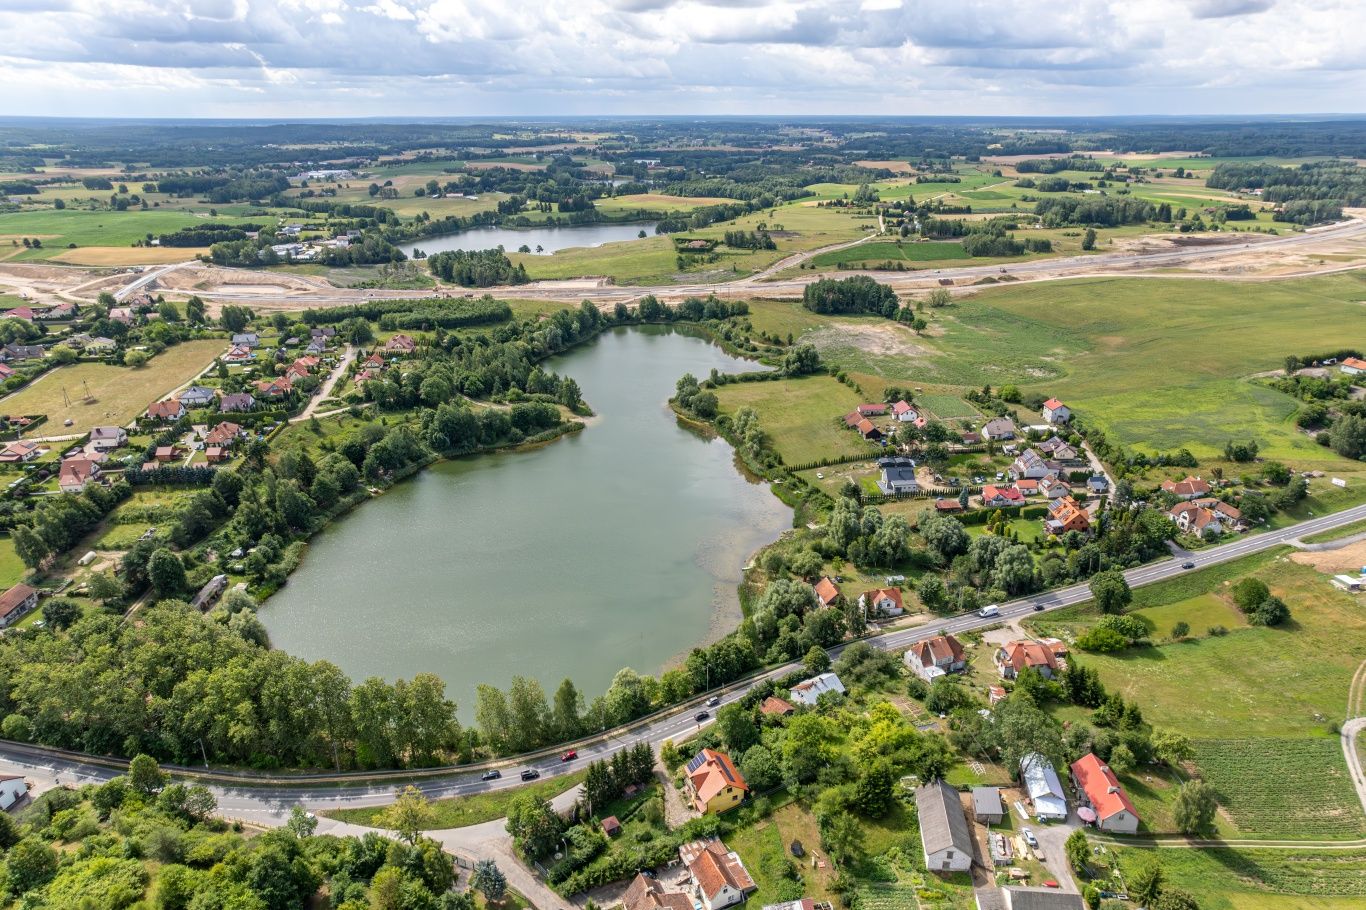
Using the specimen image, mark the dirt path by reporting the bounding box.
[292,344,355,422]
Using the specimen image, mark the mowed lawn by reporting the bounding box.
[808,240,968,267]
[713,375,878,465]
[0,339,223,434]
[1115,845,1366,910]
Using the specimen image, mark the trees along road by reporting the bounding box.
[2,502,1366,829]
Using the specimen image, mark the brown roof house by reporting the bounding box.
[995,639,1068,680]
[685,748,749,815]
[680,839,757,910]
[622,874,692,910]
[0,583,39,629]
[905,634,966,681]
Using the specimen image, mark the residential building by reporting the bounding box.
[1019,752,1068,821]
[813,577,840,608]
[108,307,134,325]
[384,334,418,355]
[981,417,1017,440]
[680,839,757,910]
[1071,753,1140,835]
[147,399,187,422]
[981,485,1026,508]
[154,446,177,462]
[685,749,749,815]
[915,780,972,873]
[1340,356,1366,375]
[1000,887,1085,910]
[2,343,45,361]
[89,426,127,451]
[1036,436,1079,461]
[1012,478,1040,496]
[859,587,904,618]
[58,457,101,493]
[0,584,39,628]
[4,306,35,321]
[855,403,886,417]
[35,302,75,320]
[1086,475,1109,494]
[0,364,13,379]
[1038,475,1070,500]
[1009,448,1051,481]
[876,456,918,495]
[1168,499,1243,536]
[85,337,117,353]
[178,386,217,408]
[891,400,917,422]
[1160,476,1212,500]
[0,775,27,810]
[905,635,966,681]
[204,421,245,447]
[218,392,256,413]
[231,333,260,347]
[972,787,1005,824]
[759,696,794,717]
[623,874,693,910]
[205,446,227,463]
[0,441,42,463]
[1041,398,1072,425]
[221,345,254,364]
[960,431,981,445]
[854,418,882,441]
[789,672,845,707]
[255,376,293,399]
[1044,496,1090,536]
[995,639,1067,680]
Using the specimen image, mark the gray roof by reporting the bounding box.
[972,787,1004,816]
[1002,887,1085,910]
[915,780,972,858]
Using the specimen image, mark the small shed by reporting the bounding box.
[601,816,621,838]
[972,787,1005,824]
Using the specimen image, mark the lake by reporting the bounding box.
[400,221,658,258]
[260,327,791,719]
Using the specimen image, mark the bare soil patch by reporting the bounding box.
[51,247,206,266]
[804,322,938,359]
[1291,540,1366,575]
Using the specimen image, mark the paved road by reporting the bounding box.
[2,501,1363,824]
[292,344,355,422]
[102,215,1366,309]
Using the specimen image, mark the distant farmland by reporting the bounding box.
[809,240,969,268]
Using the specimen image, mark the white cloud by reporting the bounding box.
[0,0,1360,116]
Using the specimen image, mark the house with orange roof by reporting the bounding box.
[622,874,693,910]
[254,376,293,399]
[854,417,882,441]
[1160,476,1212,500]
[1012,478,1040,496]
[858,587,904,617]
[904,634,966,681]
[1041,398,1072,425]
[981,484,1025,508]
[1340,356,1366,376]
[58,457,101,493]
[995,639,1068,680]
[1168,498,1242,536]
[384,334,418,355]
[1044,496,1090,536]
[1071,752,1140,834]
[759,696,794,717]
[679,839,757,910]
[812,576,841,608]
[147,399,187,422]
[204,421,245,448]
[684,749,749,815]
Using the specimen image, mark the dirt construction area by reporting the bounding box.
[1291,539,1366,575]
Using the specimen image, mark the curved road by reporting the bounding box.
[104,214,1366,309]
[2,501,1365,826]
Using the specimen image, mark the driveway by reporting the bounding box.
[293,344,355,422]
[1032,815,1082,893]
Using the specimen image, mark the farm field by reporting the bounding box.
[712,375,877,465]
[0,208,264,262]
[0,339,224,434]
[593,193,736,214]
[916,393,978,419]
[1114,845,1366,910]
[807,239,969,267]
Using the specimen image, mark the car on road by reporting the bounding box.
[1033,603,1044,611]
[520,769,540,781]
[1022,828,1038,848]
[481,770,501,781]
[978,604,1000,618]
[707,696,721,707]
[1182,561,1196,569]
[560,750,577,762]
[695,711,710,722]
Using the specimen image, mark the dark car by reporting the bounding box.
[695,711,710,722]
[481,770,501,781]
[520,769,540,781]
[560,750,577,762]
[1182,561,1196,570]
[1033,603,1045,611]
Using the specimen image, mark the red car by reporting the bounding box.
[560,750,578,762]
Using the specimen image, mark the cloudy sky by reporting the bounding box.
[1,0,1362,118]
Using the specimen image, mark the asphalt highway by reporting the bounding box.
[2,500,1364,825]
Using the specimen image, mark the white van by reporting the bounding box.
[978,604,1001,618]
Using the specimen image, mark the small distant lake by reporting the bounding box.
[260,326,791,719]
[400,221,658,258]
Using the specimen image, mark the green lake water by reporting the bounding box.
[260,326,792,718]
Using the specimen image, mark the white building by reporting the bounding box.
[789,672,845,707]
[0,775,27,811]
[1020,752,1067,821]
[1042,398,1072,425]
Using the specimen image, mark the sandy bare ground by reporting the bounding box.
[1291,540,1366,575]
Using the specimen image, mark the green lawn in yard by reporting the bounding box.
[323,768,587,829]
[1112,844,1366,910]
[0,538,26,588]
[917,394,979,420]
[1131,593,1247,641]
[713,375,879,465]
[727,802,837,906]
[0,339,224,434]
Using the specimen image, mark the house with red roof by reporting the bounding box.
[254,376,293,399]
[1044,496,1091,536]
[905,634,966,681]
[1160,476,1212,500]
[981,485,1025,508]
[813,576,841,608]
[684,749,749,815]
[858,587,904,617]
[854,417,882,441]
[759,696,794,717]
[1340,356,1366,376]
[622,874,693,910]
[4,307,36,322]
[995,639,1068,680]
[204,421,245,448]
[856,403,886,417]
[679,838,757,910]
[147,399,187,422]
[0,583,39,628]
[1071,752,1140,834]
[891,400,918,421]
[384,334,418,355]
[1041,398,1072,425]
[58,457,101,493]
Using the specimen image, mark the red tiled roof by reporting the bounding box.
[759,696,794,716]
[1161,476,1211,497]
[862,587,904,612]
[983,485,1024,503]
[855,417,878,436]
[909,634,964,668]
[1000,640,1058,674]
[1342,357,1366,370]
[148,399,184,419]
[1071,752,1139,824]
[688,841,756,900]
[813,577,840,606]
[856,403,886,416]
[1043,398,1065,410]
[0,583,37,618]
[688,749,748,806]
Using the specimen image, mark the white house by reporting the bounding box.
[0,584,39,629]
[789,672,845,707]
[89,426,127,451]
[177,386,217,408]
[1020,752,1067,821]
[1041,398,1072,425]
[1340,356,1366,376]
[891,400,918,422]
[916,780,973,873]
[0,775,27,811]
[1009,448,1051,481]
[1071,753,1140,835]
[680,839,757,910]
[981,417,1017,441]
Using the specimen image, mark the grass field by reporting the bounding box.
[713,375,877,465]
[0,209,264,262]
[917,393,979,419]
[324,768,587,829]
[807,240,969,268]
[593,193,737,214]
[0,538,26,589]
[1114,845,1366,910]
[0,339,223,434]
